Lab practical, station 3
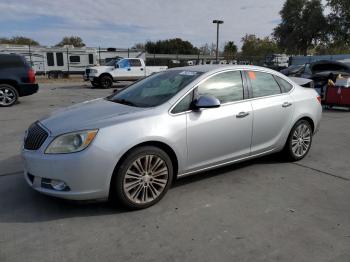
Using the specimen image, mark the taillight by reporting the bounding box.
[317,95,321,104]
[28,69,36,84]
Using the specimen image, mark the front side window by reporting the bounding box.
[118,59,130,68]
[197,71,244,103]
[108,70,202,108]
[248,71,281,98]
[171,92,193,114]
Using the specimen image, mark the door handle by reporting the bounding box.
[140,68,144,71]
[282,102,292,108]
[127,68,131,71]
[236,112,250,118]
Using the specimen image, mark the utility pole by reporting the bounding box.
[213,20,224,63]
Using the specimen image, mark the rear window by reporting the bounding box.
[0,55,25,69]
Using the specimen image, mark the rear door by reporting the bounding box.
[185,70,253,172]
[245,70,294,154]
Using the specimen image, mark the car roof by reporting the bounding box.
[169,64,280,74]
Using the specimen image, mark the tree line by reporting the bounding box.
[0,0,348,58]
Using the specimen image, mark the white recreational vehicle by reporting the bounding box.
[0,44,145,77]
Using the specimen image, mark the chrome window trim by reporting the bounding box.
[169,67,296,116]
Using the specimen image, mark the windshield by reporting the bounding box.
[107,70,202,107]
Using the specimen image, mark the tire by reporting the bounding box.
[0,84,19,107]
[110,146,173,210]
[283,120,313,161]
[90,81,99,88]
[99,75,113,89]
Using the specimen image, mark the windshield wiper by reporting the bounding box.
[111,98,138,107]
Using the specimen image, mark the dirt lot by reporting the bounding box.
[0,83,349,262]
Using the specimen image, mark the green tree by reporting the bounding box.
[327,0,350,46]
[273,0,327,55]
[223,41,238,60]
[56,36,85,47]
[0,36,39,46]
[145,38,198,54]
[240,34,279,63]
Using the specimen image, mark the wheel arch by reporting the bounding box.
[109,140,179,196]
[294,115,315,133]
[99,73,113,80]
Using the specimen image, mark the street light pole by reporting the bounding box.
[213,20,224,63]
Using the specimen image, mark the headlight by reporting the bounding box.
[45,130,98,154]
[90,69,98,73]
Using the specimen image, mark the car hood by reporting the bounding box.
[40,98,148,135]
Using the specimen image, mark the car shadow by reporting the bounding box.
[0,153,286,224]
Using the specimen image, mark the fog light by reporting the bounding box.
[51,180,70,191]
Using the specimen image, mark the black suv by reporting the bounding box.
[0,54,39,107]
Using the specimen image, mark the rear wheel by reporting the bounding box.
[99,75,113,89]
[110,146,173,210]
[0,84,19,107]
[284,120,313,161]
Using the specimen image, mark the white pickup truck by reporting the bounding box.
[84,58,168,88]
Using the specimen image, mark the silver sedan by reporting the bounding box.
[22,65,322,209]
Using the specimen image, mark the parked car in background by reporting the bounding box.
[23,65,322,209]
[281,60,350,98]
[84,58,168,88]
[0,54,38,107]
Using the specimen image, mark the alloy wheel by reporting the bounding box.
[123,154,169,204]
[0,87,16,106]
[291,123,311,157]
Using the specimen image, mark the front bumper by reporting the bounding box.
[22,140,117,201]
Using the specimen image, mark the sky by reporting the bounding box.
[0,0,287,49]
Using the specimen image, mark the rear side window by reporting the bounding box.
[274,76,293,92]
[70,56,80,63]
[248,71,281,98]
[56,53,64,66]
[0,55,24,69]
[197,71,244,103]
[47,53,54,66]
[129,59,142,67]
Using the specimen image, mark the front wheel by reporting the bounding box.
[284,120,313,161]
[0,84,19,107]
[90,81,99,88]
[110,146,173,210]
[99,75,113,89]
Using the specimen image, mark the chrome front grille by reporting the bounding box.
[24,122,48,150]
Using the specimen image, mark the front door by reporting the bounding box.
[186,70,253,172]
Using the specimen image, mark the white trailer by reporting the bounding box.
[0,44,145,77]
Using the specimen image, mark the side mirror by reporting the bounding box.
[192,95,220,110]
[115,63,119,68]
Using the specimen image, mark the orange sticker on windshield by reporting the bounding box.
[248,71,256,80]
